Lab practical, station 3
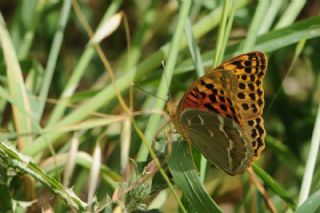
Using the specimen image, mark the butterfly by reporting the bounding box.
[167,51,267,175]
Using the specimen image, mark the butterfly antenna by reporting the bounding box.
[131,82,166,102]
[161,61,172,102]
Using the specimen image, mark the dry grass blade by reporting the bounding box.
[247,167,277,213]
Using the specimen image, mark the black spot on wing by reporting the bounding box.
[244,61,252,66]
[239,83,246,89]
[238,93,245,99]
[186,96,198,104]
[209,94,217,103]
[218,96,225,103]
[242,103,249,110]
[245,68,252,73]
[249,93,256,101]
[220,104,227,112]
[248,83,255,91]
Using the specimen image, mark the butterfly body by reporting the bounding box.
[168,51,267,175]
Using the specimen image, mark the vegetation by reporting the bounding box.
[0,0,320,212]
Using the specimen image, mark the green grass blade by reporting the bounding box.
[184,17,204,77]
[46,47,96,126]
[214,0,230,65]
[176,16,320,74]
[266,136,302,175]
[136,0,192,161]
[296,190,320,213]
[47,1,123,126]
[184,16,207,182]
[252,164,296,210]
[37,0,72,121]
[298,103,320,205]
[167,136,223,213]
[275,0,306,29]
[0,14,33,146]
[18,1,48,59]
[241,0,270,51]
[220,0,236,58]
[258,0,282,34]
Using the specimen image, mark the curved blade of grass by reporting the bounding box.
[252,164,296,210]
[167,136,223,213]
[296,189,320,213]
[0,14,33,147]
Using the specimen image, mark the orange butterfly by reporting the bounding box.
[167,51,267,175]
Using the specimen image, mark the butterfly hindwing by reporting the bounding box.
[242,116,266,160]
[175,69,254,174]
[179,109,253,175]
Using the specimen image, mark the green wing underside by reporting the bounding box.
[180,109,254,175]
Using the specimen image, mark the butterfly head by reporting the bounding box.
[166,100,177,118]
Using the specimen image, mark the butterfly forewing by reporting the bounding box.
[215,51,267,120]
[177,69,241,124]
[179,109,253,175]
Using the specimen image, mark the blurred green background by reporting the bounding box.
[0,0,320,212]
